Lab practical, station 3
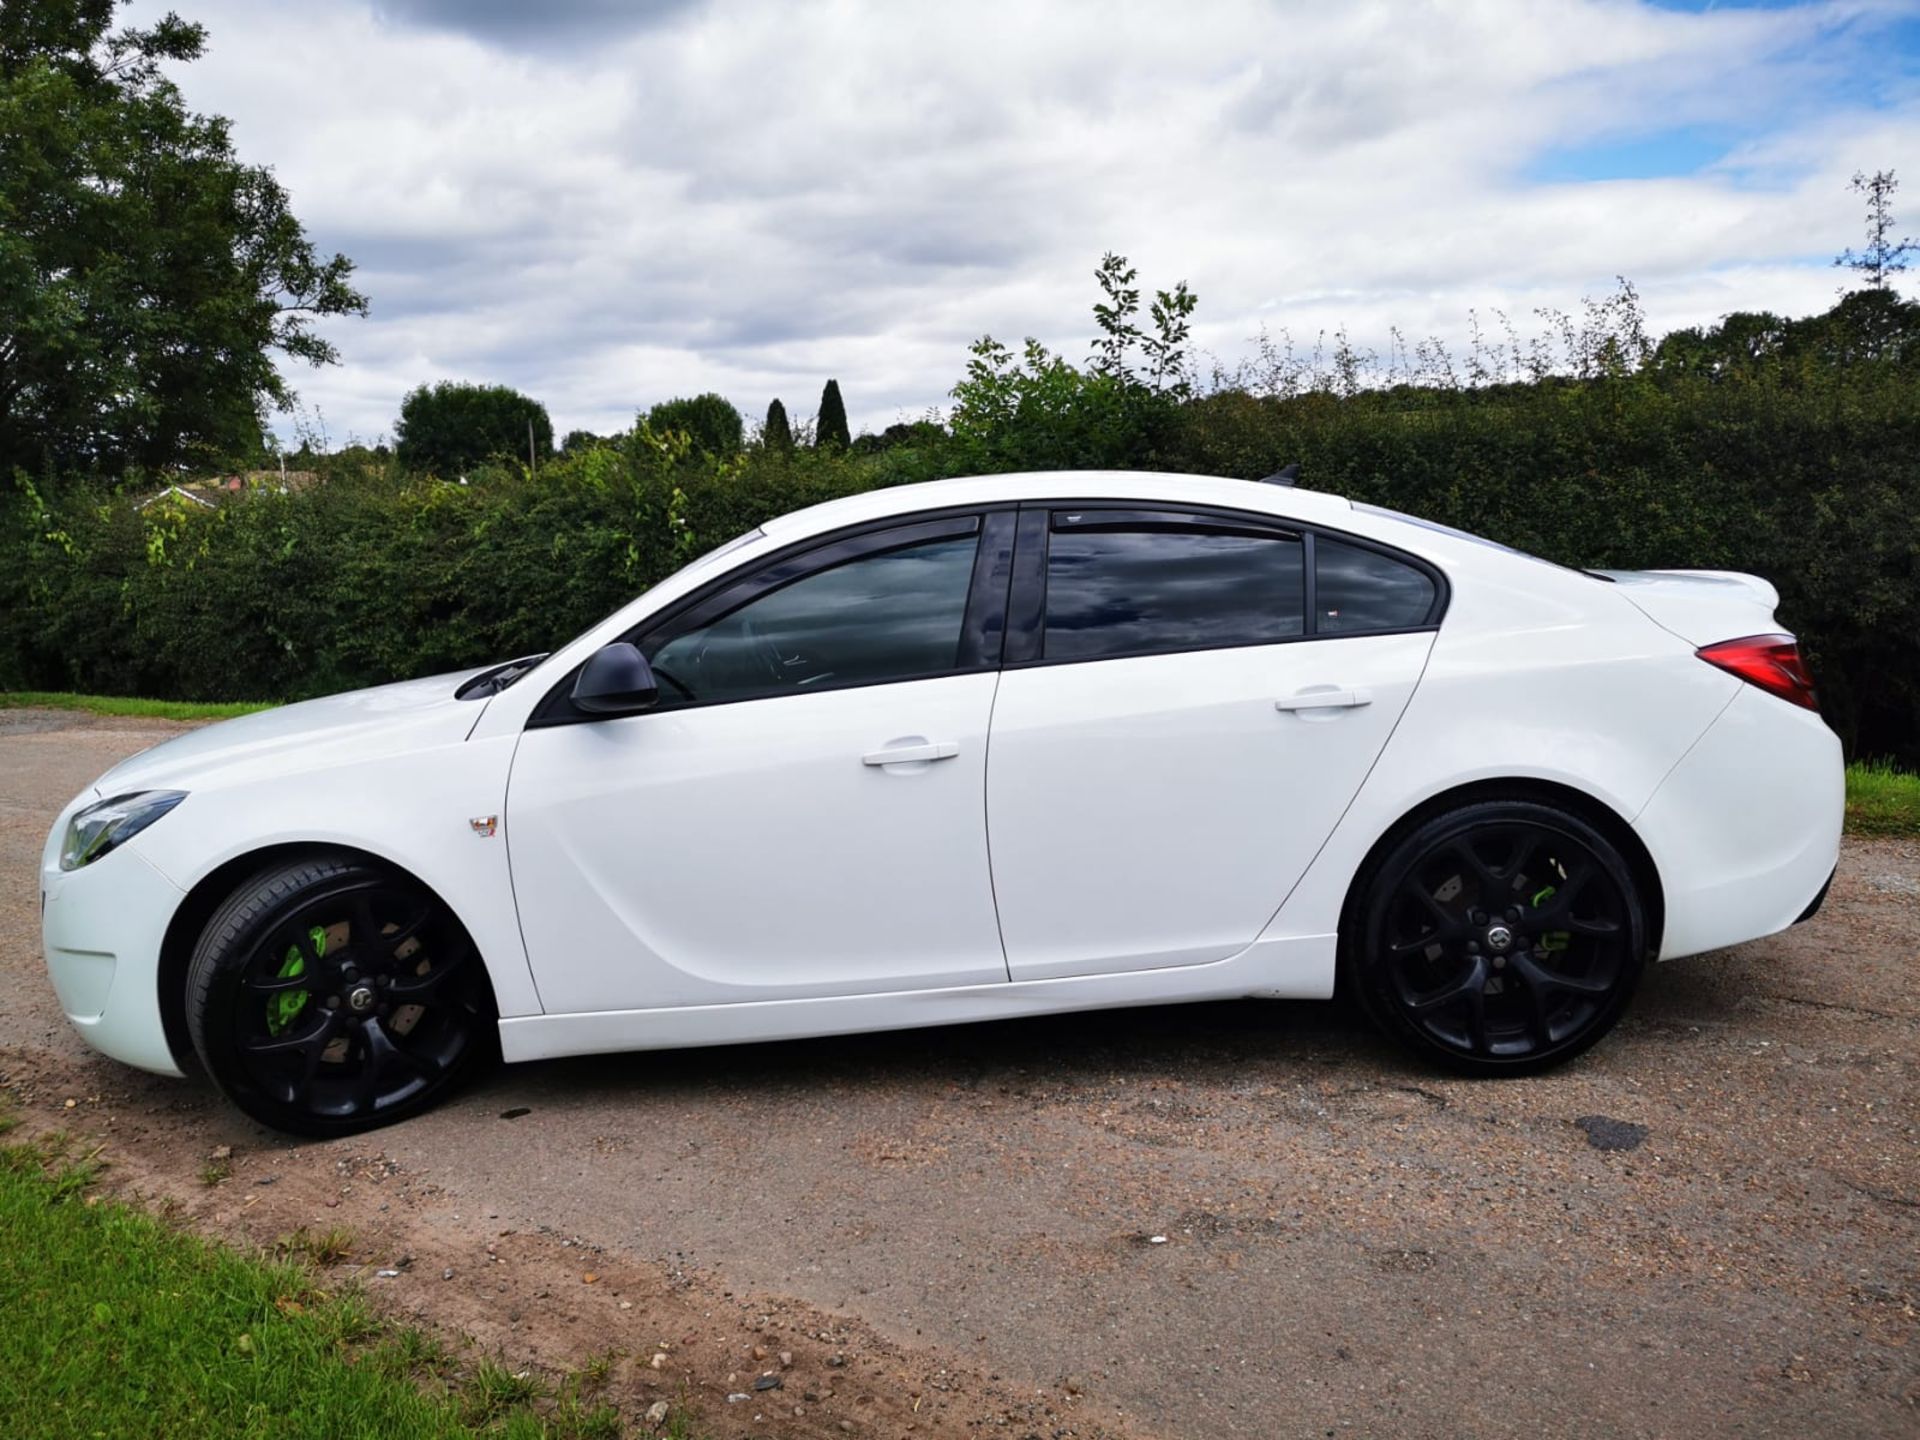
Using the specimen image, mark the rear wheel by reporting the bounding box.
[186,855,495,1136]
[1346,800,1646,1075]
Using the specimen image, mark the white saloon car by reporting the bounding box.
[42,472,1842,1134]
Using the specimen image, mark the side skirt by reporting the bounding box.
[497,933,1337,1064]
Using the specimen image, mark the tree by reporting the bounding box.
[762,397,793,452]
[0,1,367,476]
[645,393,742,457]
[1836,169,1916,292]
[815,379,850,450]
[394,382,552,476]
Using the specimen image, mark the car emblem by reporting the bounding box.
[1484,924,1515,954]
[469,815,498,837]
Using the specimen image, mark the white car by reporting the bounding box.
[41,472,1842,1135]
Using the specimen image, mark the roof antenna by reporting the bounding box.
[1258,462,1300,487]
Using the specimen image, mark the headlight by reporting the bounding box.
[59,791,187,871]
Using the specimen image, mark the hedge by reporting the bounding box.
[3,365,1916,765]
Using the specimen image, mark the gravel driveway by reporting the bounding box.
[3,709,1915,1438]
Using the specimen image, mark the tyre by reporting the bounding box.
[186,854,495,1136]
[1345,800,1647,1076]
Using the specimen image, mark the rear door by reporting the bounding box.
[986,506,1440,981]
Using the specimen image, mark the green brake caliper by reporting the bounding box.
[1532,886,1570,954]
[266,925,325,1036]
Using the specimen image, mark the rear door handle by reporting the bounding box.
[1275,687,1373,712]
[862,740,960,765]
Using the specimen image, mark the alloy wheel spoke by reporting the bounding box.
[1410,886,1465,936]
[242,1008,338,1057]
[1408,954,1489,1014]
[1505,954,1558,1046]
[1562,914,1621,937]
[1513,950,1612,997]
[352,893,433,960]
[1449,841,1501,892]
[362,1016,438,1087]
[242,967,324,995]
[384,947,469,1002]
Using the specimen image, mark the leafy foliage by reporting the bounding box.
[393,382,553,477]
[645,393,743,457]
[0,0,366,476]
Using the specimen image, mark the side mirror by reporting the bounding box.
[571,642,659,716]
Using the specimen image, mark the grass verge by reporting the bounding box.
[0,1119,690,1438]
[0,690,275,721]
[1845,760,1920,838]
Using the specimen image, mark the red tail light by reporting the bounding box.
[1696,634,1818,710]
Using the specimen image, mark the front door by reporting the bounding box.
[507,513,1014,1016]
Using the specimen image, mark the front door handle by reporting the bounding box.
[1275,687,1373,712]
[862,740,960,766]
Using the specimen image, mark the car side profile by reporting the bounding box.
[41,471,1843,1134]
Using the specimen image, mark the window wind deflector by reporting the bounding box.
[1051,509,1297,542]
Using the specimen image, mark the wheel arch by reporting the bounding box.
[156,842,497,1071]
[1334,777,1666,969]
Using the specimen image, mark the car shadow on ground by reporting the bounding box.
[487,992,1432,1112]
[472,950,1761,1118]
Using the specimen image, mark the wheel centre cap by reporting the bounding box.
[1484,924,1515,955]
[346,984,377,1014]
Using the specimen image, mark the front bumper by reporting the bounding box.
[1634,685,1844,961]
[41,845,187,1077]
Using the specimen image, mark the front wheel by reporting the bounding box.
[186,855,495,1136]
[1346,800,1647,1076]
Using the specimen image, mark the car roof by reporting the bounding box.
[759,470,1358,540]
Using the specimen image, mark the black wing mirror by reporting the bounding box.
[571,642,659,716]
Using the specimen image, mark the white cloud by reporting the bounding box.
[130,0,1920,443]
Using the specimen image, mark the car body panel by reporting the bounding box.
[1634,684,1844,958]
[987,630,1433,980]
[505,671,1008,1015]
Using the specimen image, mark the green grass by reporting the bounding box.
[0,690,275,721]
[1845,759,1920,837]
[0,1123,686,1438]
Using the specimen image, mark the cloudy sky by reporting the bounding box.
[131,0,1920,446]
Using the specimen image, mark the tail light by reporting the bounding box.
[1696,634,1818,711]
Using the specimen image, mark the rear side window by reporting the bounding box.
[1043,517,1305,662]
[1315,537,1437,634]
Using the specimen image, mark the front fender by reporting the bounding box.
[126,731,542,1019]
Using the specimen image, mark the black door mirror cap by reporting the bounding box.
[571,641,660,716]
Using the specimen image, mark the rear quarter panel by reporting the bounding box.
[1260,545,1743,962]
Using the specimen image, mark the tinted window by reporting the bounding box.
[1043,519,1305,662]
[1315,537,1436,634]
[646,534,979,705]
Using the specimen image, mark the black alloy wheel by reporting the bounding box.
[186,855,495,1135]
[1348,800,1647,1075]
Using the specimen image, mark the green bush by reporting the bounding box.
[393,381,554,477]
[645,393,744,458]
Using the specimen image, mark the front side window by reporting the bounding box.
[1043,516,1306,662]
[1315,537,1437,634]
[645,533,980,705]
